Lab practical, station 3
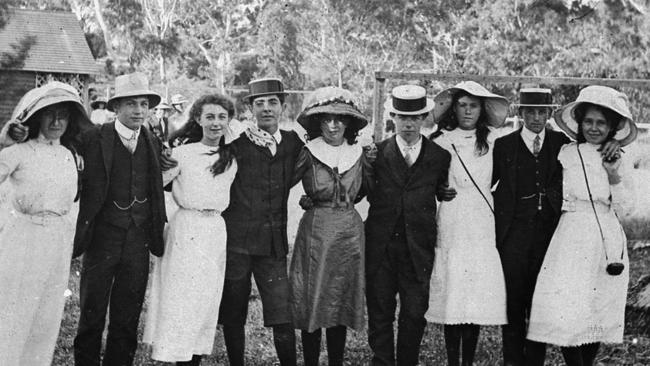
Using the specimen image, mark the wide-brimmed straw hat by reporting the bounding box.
[513,88,558,108]
[297,86,368,132]
[11,81,92,130]
[384,85,435,116]
[90,97,107,109]
[555,85,637,146]
[107,72,161,111]
[433,81,509,127]
[243,78,288,103]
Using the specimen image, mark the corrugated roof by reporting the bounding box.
[0,8,98,74]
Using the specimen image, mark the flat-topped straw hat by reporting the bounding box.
[297,86,368,132]
[554,85,637,146]
[513,88,558,108]
[433,81,509,127]
[384,85,435,116]
[243,78,288,103]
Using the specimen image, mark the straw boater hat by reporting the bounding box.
[297,86,368,132]
[107,72,161,112]
[555,85,637,146]
[90,97,107,110]
[514,88,559,108]
[432,81,509,127]
[384,85,435,116]
[243,78,288,103]
[11,81,92,129]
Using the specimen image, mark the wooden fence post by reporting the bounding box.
[373,72,386,142]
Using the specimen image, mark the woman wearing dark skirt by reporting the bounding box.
[290,86,368,366]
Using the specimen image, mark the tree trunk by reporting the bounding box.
[158,45,167,93]
[92,0,114,59]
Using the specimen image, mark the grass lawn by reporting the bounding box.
[51,188,650,365]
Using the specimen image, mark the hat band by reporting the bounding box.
[520,92,552,106]
[392,97,426,112]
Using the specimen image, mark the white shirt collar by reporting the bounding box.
[272,128,282,144]
[520,126,545,144]
[115,119,141,140]
[396,134,423,161]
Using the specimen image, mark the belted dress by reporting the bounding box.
[289,137,366,332]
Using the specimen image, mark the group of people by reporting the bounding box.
[0,70,637,366]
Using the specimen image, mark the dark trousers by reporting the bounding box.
[74,221,151,366]
[366,233,430,366]
[498,216,555,366]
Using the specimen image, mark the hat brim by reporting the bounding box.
[107,91,161,112]
[297,103,368,132]
[555,101,638,146]
[513,103,559,108]
[433,87,509,127]
[243,91,288,103]
[13,93,84,125]
[384,98,435,116]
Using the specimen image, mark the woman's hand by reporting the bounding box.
[0,121,28,148]
[602,157,622,185]
[363,143,378,164]
[599,140,621,161]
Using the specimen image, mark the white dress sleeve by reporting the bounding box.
[0,144,23,181]
[609,156,634,217]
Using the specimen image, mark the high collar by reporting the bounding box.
[115,119,141,140]
[35,133,61,145]
[396,134,422,150]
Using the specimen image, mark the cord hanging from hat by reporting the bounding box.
[451,143,494,214]
[575,144,625,266]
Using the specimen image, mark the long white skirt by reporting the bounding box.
[144,208,227,362]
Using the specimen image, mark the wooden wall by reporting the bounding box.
[0,70,34,127]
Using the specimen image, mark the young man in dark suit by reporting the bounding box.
[365,85,451,366]
[72,72,167,366]
[218,78,304,366]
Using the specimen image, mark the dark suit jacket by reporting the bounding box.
[73,122,167,258]
[492,128,570,247]
[223,130,304,257]
[364,136,451,282]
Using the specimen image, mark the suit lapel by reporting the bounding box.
[544,131,559,185]
[383,136,408,186]
[100,123,115,178]
[506,131,520,200]
[407,139,431,185]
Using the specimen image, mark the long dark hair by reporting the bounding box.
[304,114,359,145]
[431,91,490,156]
[168,93,237,176]
[574,103,620,145]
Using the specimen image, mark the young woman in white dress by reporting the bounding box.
[0,82,88,365]
[144,94,238,366]
[425,81,508,366]
[527,86,637,366]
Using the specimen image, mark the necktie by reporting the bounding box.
[404,146,415,167]
[533,135,541,157]
[126,131,137,154]
[267,138,277,156]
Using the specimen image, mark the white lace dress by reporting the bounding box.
[0,138,78,366]
[425,128,507,325]
[144,142,237,362]
[527,142,632,346]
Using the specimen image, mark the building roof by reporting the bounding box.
[0,8,98,74]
